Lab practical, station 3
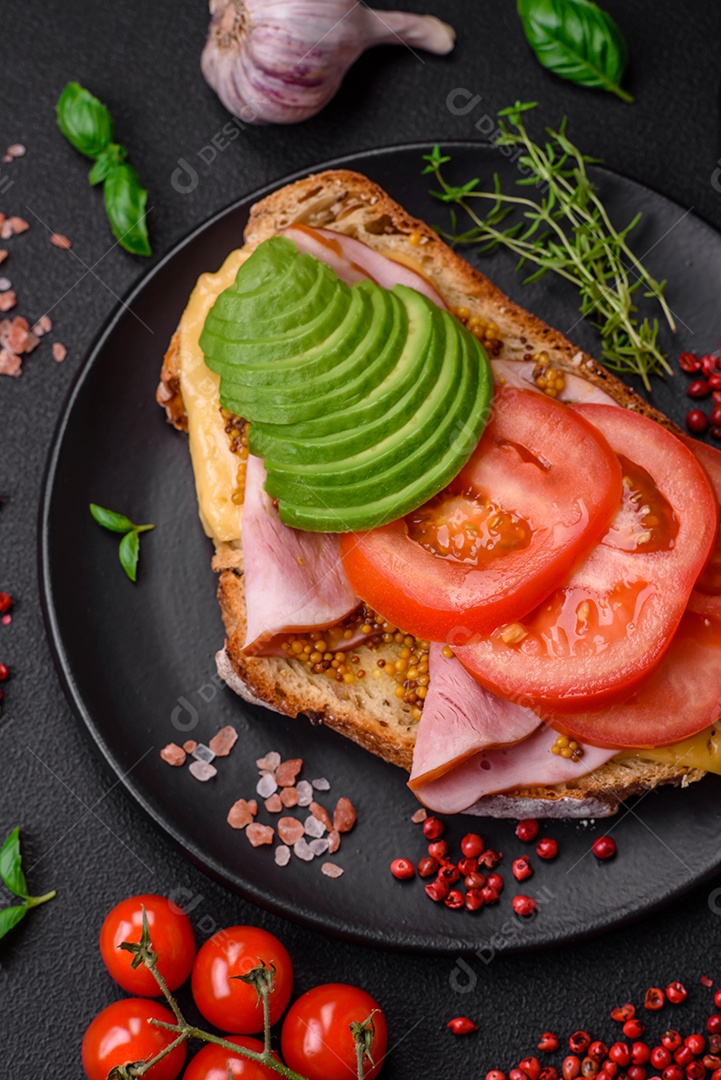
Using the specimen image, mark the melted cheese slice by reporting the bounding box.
[178,248,250,541]
[620,725,721,774]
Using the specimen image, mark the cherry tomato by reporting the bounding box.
[340,386,622,643]
[191,926,293,1033]
[81,998,186,1080]
[281,983,388,1080]
[99,894,196,995]
[457,405,718,715]
[182,1035,278,1079]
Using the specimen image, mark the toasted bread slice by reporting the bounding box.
[158,169,706,817]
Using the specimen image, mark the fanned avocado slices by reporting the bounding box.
[200,235,493,533]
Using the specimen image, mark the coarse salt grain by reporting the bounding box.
[0,278,10,291]
[1,615,11,625]
[328,830,341,854]
[192,743,216,765]
[246,823,274,847]
[304,815,326,839]
[256,751,281,772]
[296,780,313,806]
[276,758,303,787]
[160,743,186,767]
[333,797,357,834]
[277,817,305,846]
[280,786,299,808]
[264,794,282,813]
[183,740,198,753]
[208,725,238,757]
[52,342,67,362]
[310,801,332,831]
[49,233,71,250]
[309,838,329,857]
[188,760,217,782]
[33,314,51,335]
[9,217,29,234]
[227,799,257,829]
[311,777,331,791]
[257,772,278,798]
[411,808,428,823]
[321,862,344,879]
[275,845,291,867]
[0,292,17,312]
[0,251,6,264]
[0,348,21,376]
[7,144,25,158]
[293,837,315,862]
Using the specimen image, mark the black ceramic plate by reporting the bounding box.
[40,145,721,954]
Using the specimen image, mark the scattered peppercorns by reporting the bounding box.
[447,1016,478,1036]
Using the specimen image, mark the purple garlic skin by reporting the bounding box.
[201,0,455,125]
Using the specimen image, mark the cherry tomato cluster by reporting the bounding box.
[82,894,387,1080]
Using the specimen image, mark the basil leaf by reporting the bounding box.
[103,163,152,256]
[89,143,127,186]
[119,530,140,582]
[0,905,27,941]
[517,0,633,103]
[90,503,137,534]
[57,82,114,158]
[0,828,28,899]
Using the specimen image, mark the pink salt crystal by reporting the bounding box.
[246,823,274,847]
[328,830,341,854]
[52,342,67,362]
[0,292,17,312]
[160,743,186,767]
[0,348,21,376]
[227,799,257,830]
[7,144,25,158]
[264,794,282,813]
[8,217,29,234]
[49,233,71,250]
[208,725,238,757]
[411,807,428,823]
[321,862,344,878]
[277,817,305,845]
[188,760,217,782]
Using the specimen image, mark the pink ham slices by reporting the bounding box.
[241,454,358,655]
[409,645,540,788]
[414,725,617,815]
[283,224,447,308]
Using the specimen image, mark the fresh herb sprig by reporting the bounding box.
[113,908,374,1079]
[56,82,152,256]
[90,504,154,582]
[0,828,56,941]
[518,0,633,103]
[423,102,675,390]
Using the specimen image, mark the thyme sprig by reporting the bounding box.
[110,908,371,1080]
[423,102,676,391]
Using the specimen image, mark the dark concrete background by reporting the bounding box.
[3,1,721,1075]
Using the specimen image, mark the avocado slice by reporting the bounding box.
[200,235,493,532]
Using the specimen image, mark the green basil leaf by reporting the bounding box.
[90,503,137,534]
[0,828,28,899]
[0,905,27,941]
[517,0,633,103]
[57,82,114,158]
[119,530,140,582]
[103,163,152,256]
[89,143,127,186]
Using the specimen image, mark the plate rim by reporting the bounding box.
[37,140,721,954]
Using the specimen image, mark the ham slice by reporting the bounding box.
[414,725,618,815]
[242,454,358,655]
[409,645,541,787]
[492,358,616,406]
[284,224,447,308]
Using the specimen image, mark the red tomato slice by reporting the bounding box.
[550,595,721,748]
[682,435,721,607]
[456,405,718,713]
[340,387,622,642]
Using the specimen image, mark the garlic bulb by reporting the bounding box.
[201,0,455,125]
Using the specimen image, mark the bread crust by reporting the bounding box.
[157,169,705,815]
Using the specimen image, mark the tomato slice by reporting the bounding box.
[456,405,718,713]
[340,387,622,642]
